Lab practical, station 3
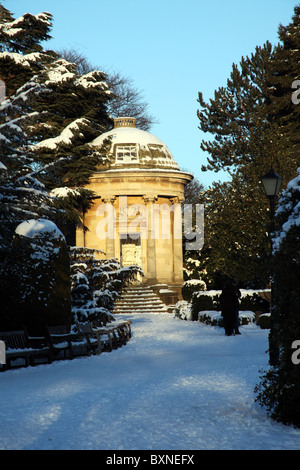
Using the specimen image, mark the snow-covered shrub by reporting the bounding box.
[70,246,143,325]
[191,291,220,321]
[197,310,255,327]
[198,311,223,326]
[258,313,271,329]
[191,289,270,322]
[239,292,270,313]
[0,219,71,333]
[173,300,192,321]
[181,279,206,302]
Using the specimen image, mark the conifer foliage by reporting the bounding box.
[0,5,56,261]
[0,219,71,334]
[0,3,144,332]
[0,3,113,241]
[196,5,300,287]
[0,5,72,329]
[255,169,300,427]
[70,247,142,325]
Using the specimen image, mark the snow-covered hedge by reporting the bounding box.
[258,313,271,329]
[174,300,192,321]
[198,310,255,326]
[174,300,255,326]
[191,289,270,322]
[181,279,206,302]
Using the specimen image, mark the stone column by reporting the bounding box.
[102,196,116,259]
[171,197,184,283]
[143,194,158,282]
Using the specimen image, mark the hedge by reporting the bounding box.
[191,289,270,322]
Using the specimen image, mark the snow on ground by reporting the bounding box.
[0,313,300,450]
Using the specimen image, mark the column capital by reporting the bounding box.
[170,196,185,205]
[142,194,158,204]
[101,196,116,205]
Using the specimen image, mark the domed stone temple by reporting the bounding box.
[76,117,193,298]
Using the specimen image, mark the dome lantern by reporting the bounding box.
[114,117,136,128]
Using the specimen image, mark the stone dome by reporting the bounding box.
[91,117,180,170]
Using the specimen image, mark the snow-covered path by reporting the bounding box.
[0,313,300,450]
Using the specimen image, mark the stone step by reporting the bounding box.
[114,307,165,312]
[112,285,168,315]
[114,299,164,306]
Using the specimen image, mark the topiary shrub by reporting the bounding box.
[70,246,143,325]
[181,279,206,302]
[258,313,271,329]
[191,291,220,321]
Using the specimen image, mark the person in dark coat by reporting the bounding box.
[220,279,241,336]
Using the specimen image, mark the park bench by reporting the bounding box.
[46,325,94,359]
[0,330,52,370]
[76,318,132,353]
[76,321,115,354]
[112,319,132,342]
[91,318,131,348]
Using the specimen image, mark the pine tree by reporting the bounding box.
[57,48,157,131]
[0,5,70,329]
[196,9,300,287]
[0,5,56,258]
[0,4,114,242]
[0,7,52,54]
[195,173,270,288]
[266,4,300,169]
[0,219,71,333]
[30,58,113,186]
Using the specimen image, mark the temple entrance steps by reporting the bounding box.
[112,286,169,315]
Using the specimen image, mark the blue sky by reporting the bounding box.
[8,0,298,187]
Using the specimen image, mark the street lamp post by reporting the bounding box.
[261,167,283,233]
[261,167,282,366]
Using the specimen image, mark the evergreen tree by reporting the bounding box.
[0,5,57,258]
[198,42,275,173]
[255,169,300,427]
[0,72,54,261]
[0,219,71,334]
[57,48,157,131]
[0,7,52,54]
[266,4,300,168]
[0,5,70,329]
[0,4,114,241]
[195,173,270,288]
[196,7,300,287]
[30,58,113,186]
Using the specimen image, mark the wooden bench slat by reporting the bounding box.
[0,330,52,370]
